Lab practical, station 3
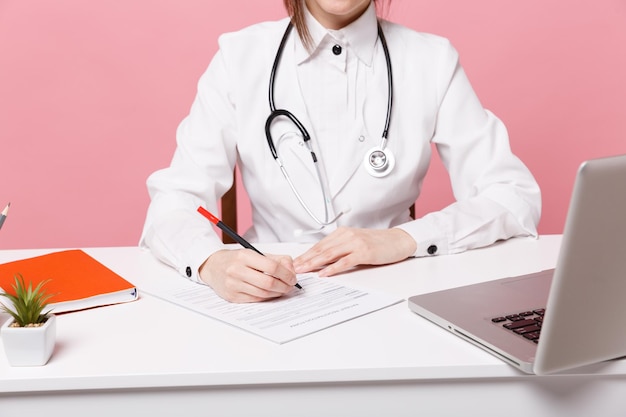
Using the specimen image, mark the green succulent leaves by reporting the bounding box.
[0,274,54,327]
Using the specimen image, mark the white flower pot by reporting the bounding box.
[1,314,56,366]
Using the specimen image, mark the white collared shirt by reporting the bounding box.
[296,5,380,192]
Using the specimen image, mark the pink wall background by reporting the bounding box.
[1,0,625,249]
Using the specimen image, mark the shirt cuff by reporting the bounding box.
[395,216,449,257]
[181,234,225,283]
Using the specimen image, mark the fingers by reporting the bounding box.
[197,228,417,302]
[293,227,417,277]
[223,269,293,303]
[263,254,296,285]
[294,228,363,277]
[199,249,297,303]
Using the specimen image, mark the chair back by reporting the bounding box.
[221,173,238,244]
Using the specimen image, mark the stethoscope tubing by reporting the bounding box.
[377,22,393,142]
[264,20,393,227]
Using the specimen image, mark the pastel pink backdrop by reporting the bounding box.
[0,0,625,249]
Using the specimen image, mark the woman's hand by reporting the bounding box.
[199,249,297,303]
[293,227,417,277]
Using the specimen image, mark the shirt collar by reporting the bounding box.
[294,2,379,66]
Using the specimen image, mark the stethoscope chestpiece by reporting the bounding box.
[363,145,395,178]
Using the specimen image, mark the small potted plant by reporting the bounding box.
[0,274,56,366]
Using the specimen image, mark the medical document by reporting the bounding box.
[139,273,402,343]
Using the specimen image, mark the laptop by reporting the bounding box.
[408,154,626,375]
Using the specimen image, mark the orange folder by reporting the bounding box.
[0,249,138,314]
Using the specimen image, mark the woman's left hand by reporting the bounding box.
[293,227,417,277]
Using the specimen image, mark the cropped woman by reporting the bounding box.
[141,0,541,302]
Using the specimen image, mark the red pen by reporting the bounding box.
[197,206,302,289]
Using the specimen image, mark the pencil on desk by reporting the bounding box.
[197,206,302,290]
[0,202,10,230]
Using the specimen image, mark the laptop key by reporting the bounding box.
[513,324,541,335]
[523,332,540,341]
[492,309,546,343]
[503,319,536,330]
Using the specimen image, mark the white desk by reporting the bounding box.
[1,235,626,416]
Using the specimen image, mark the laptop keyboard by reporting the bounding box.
[491,309,545,344]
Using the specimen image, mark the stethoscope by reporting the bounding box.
[265,21,394,228]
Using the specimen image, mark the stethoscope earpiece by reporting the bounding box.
[364,146,395,178]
